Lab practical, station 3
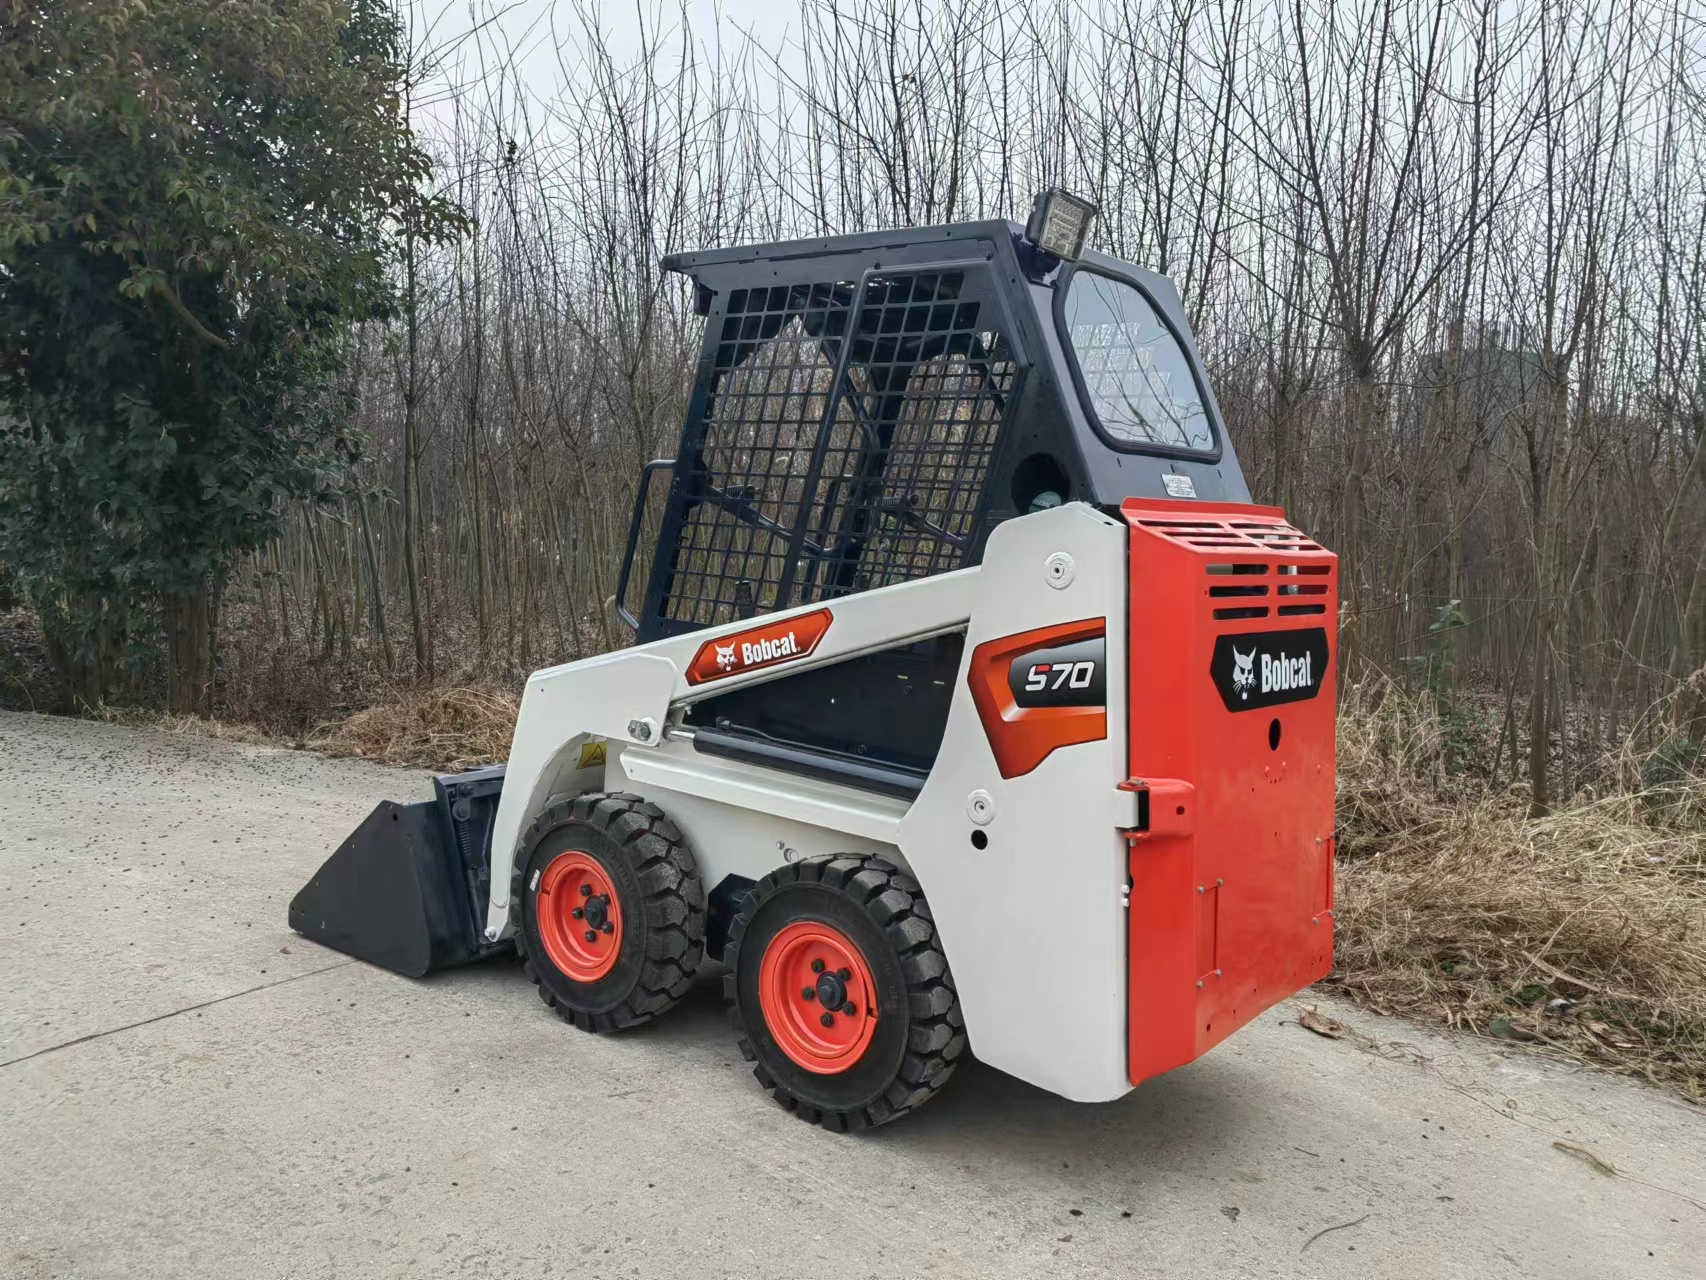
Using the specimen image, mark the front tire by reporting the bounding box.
[513,792,706,1032]
[725,854,965,1130]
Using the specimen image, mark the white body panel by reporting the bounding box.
[896,505,1131,1101]
[617,742,908,851]
[609,744,904,886]
[482,503,1132,1102]
[484,568,978,926]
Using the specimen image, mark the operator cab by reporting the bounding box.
[612,192,1248,797]
[618,190,1247,643]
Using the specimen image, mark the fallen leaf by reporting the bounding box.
[1553,1141,1617,1176]
[1488,1016,1539,1042]
[1299,1006,1348,1039]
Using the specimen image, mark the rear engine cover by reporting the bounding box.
[1122,500,1337,1084]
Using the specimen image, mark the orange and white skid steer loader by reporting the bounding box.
[290,191,1338,1130]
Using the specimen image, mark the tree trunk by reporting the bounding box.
[165,584,213,716]
[1338,368,1381,672]
[359,492,395,672]
[1527,631,1550,816]
[1525,361,1572,818]
[38,596,120,713]
[402,220,428,679]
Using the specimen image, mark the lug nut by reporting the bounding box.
[571,907,584,920]
[836,968,851,982]
[802,988,816,1001]
[841,1001,856,1016]
[585,929,598,943]
[819,1012,835,1028]
[579,884,592,898]
[810,959,825,973]
[601,921,614,934]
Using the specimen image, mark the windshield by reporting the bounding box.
[1062,270,1215,454]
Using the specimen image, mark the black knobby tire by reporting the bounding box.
[513,792,706,1032]
[725,854,965,1131]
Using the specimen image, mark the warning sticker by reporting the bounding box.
[577,740,607,769]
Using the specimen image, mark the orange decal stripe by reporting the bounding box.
[967,617,1108,779]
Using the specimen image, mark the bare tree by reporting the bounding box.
[214,0,1704,807]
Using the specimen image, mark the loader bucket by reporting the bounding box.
[289,766,512,978]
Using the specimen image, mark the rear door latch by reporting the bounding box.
[1114,778,1196,840]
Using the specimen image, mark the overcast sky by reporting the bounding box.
[410,0,793,114]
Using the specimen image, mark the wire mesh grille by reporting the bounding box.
[663,284,859,627]
[659,269,1019,628]
[840,339,1016,592]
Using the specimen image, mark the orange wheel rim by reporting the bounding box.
[757,920,879,1074]
[536,851,623,982]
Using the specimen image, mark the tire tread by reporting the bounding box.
[511,791,705,1033]
[726,854,963,1131]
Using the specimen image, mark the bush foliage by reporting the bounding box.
[0,0,455,707]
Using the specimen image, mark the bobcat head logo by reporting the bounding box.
[1231,646,1255,698]
[715,642,738,671]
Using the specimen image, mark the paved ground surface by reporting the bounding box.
[1,709,1702,1279]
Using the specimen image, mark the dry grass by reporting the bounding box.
[1331,679,1706,1100]
[89,703,280,747]
[87,678,521,774]
[0,606,68,713]
[305,684,520,771]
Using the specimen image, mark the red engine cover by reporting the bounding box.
[1123,499,1338,1085]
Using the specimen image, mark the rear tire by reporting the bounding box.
[725,854,965,1130]
[513,792,706,1032]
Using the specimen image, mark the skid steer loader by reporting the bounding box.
[290,191,1338,1130]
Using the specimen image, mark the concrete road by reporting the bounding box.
[1,710,1701,1280]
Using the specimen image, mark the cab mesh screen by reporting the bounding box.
[659,269,1019,627]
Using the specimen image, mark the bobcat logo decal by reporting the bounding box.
[685,608,835,685]
[1231,646,1256,699]
[1209,628,1330,712]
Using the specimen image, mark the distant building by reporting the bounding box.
[1414,325,1545,454]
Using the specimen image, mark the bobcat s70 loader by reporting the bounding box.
[291,191,1338,1130]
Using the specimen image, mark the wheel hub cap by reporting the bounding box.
[757,920,878,1074]
[535,851,622,982]
[814,972,846,1008]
